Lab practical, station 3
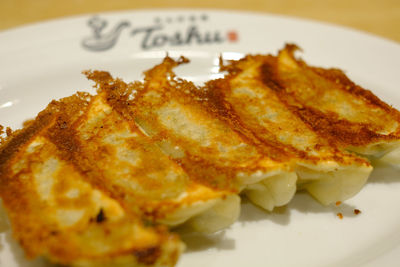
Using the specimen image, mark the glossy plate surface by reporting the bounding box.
[0,9,400,267]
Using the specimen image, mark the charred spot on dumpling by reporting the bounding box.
[96,208,106,223]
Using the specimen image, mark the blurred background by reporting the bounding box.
[0,0,399,42]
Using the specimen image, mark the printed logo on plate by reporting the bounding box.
[82,15,239,51]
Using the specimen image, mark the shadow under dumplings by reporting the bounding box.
[177,230,235,253]
[288,192,360,218]
[367,161,400,184]
[238,197,291,226]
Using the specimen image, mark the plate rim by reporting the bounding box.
[0,8,399,48]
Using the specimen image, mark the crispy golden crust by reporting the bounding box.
[219,44,400,157]
[87,58,293,192]
[258,44,400,150]
[0,93,185,266]
[214,52,370,167]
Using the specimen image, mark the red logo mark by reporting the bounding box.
[227,30,238,42]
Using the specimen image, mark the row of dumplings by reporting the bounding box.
[0,44,399,266]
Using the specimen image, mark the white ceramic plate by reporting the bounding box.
[0,9,400,267]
